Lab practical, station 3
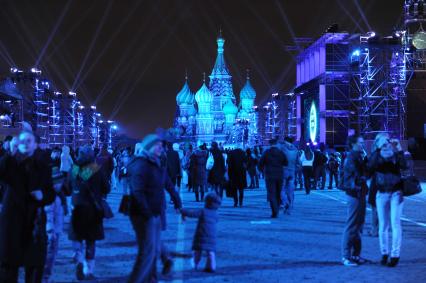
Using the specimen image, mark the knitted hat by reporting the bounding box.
[140,134,161,152]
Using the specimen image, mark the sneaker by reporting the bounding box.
[162,259,174,275]
[342,258,358,267]
[352,256,370,265]
[387,257,399,267]
[380,255,389,266]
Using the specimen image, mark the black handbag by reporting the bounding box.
[118,194,130,215]
[402,176,422,197]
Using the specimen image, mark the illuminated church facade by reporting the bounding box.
[174,34,258,144]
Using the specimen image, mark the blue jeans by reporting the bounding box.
[341,194,366,259]
[129,216,161,283]
[281,170,295,211]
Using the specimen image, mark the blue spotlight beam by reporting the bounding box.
[35,0,73,66]
[352,0,372,31]
[73,0,145,91]
[274,0,301,52]
[71,0,114,91]
[109,3,194,119]
[337,0,365,33]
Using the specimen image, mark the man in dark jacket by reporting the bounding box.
[313,143,328,190]
[227,148,247,207]
[208,142,226,197]
[190,144,209,202]
[259,139,288,218]
[0,131,55,283]
[341,134,368,267]
[127,134,179,283]
[166,143,182,192]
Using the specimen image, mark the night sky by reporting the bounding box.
[0,0,403,138]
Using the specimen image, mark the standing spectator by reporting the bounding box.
[181,193,221,273]
[368,135,408,267]
[341,134,368,266]
[300,144,315,195]
[327,152,341,190]
[190,144,209,202]
[259,139,288,218]
[183,144,194,192]
[280,137,298,214]
[0,131,55,283]
[208,142,226,197]
[60,145,74,173]
[126,134,170,283]
[313,143,328,190]
[295,147,304,190]
[227,148,248,207]
[69,145,110,280]
[96,144,114,179]
[246,148,259,189]
[43,148,67,283]
[166,143,182,193]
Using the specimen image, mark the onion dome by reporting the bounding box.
[188,104,197,117]
[223,100,238,115]
[195,74,213,104]
[240,70,256,100]
[176,76,194,106]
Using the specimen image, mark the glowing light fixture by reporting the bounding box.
[309,101,317,144]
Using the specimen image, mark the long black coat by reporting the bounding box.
[0,154,55,266]
[190,150,209,187]
[69,163,110,242]
[208,149,226,185]
[166,149,181,179]
[227,149,247,190]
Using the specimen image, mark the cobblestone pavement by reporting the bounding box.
[44,181,426,283]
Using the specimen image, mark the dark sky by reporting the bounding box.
[0,0,403,138]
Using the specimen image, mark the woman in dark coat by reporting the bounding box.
[227,148,247,207]
[69,145,110,280]
[208,142,226,197]
[190,144,209,202]
[0,131,55,283]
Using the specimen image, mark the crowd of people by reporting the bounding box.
[0,128,416,282]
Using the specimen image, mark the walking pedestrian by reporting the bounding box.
[181,193,221,273]
[280,137,298,214]
[166,143,182,192]
[259,139,288,218]
[127,135,171,283]
[341,134,368,266]
[0,131,55,283]
[69,145,111,280]
[208,142,226,198]
[227,147,248,207]
[300,144,315,194]
[246,148,259,189]
[313,144,328,190]
[368,135,408,267]
[190,144,209,202]
[327,152,341,190]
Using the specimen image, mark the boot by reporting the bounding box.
[380,254,389,266]
[387,257,399,267]
[195,191,199,202]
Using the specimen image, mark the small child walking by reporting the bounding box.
[181,193,221,272]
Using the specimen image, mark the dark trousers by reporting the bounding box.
[342,194,366,259]
[302,166,313,194]
[233,187,244,206]
[266,178,283,217]
[0,264,44,283]
[212,184,224,198]
[328,170,339,189]
[314,165,326,190]
[129,215,161,283]
[248,173,259,188]
[193,185,205,202]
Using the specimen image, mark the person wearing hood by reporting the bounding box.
[69,145,110,280]
[0,131,55,283]
[280,137,299,215]
[181,193,221,273]
[127,134,181,283]
[367,134,408,267]
[190,144,209,202]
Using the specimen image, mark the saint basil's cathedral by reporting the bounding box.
[174,34,258,145]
